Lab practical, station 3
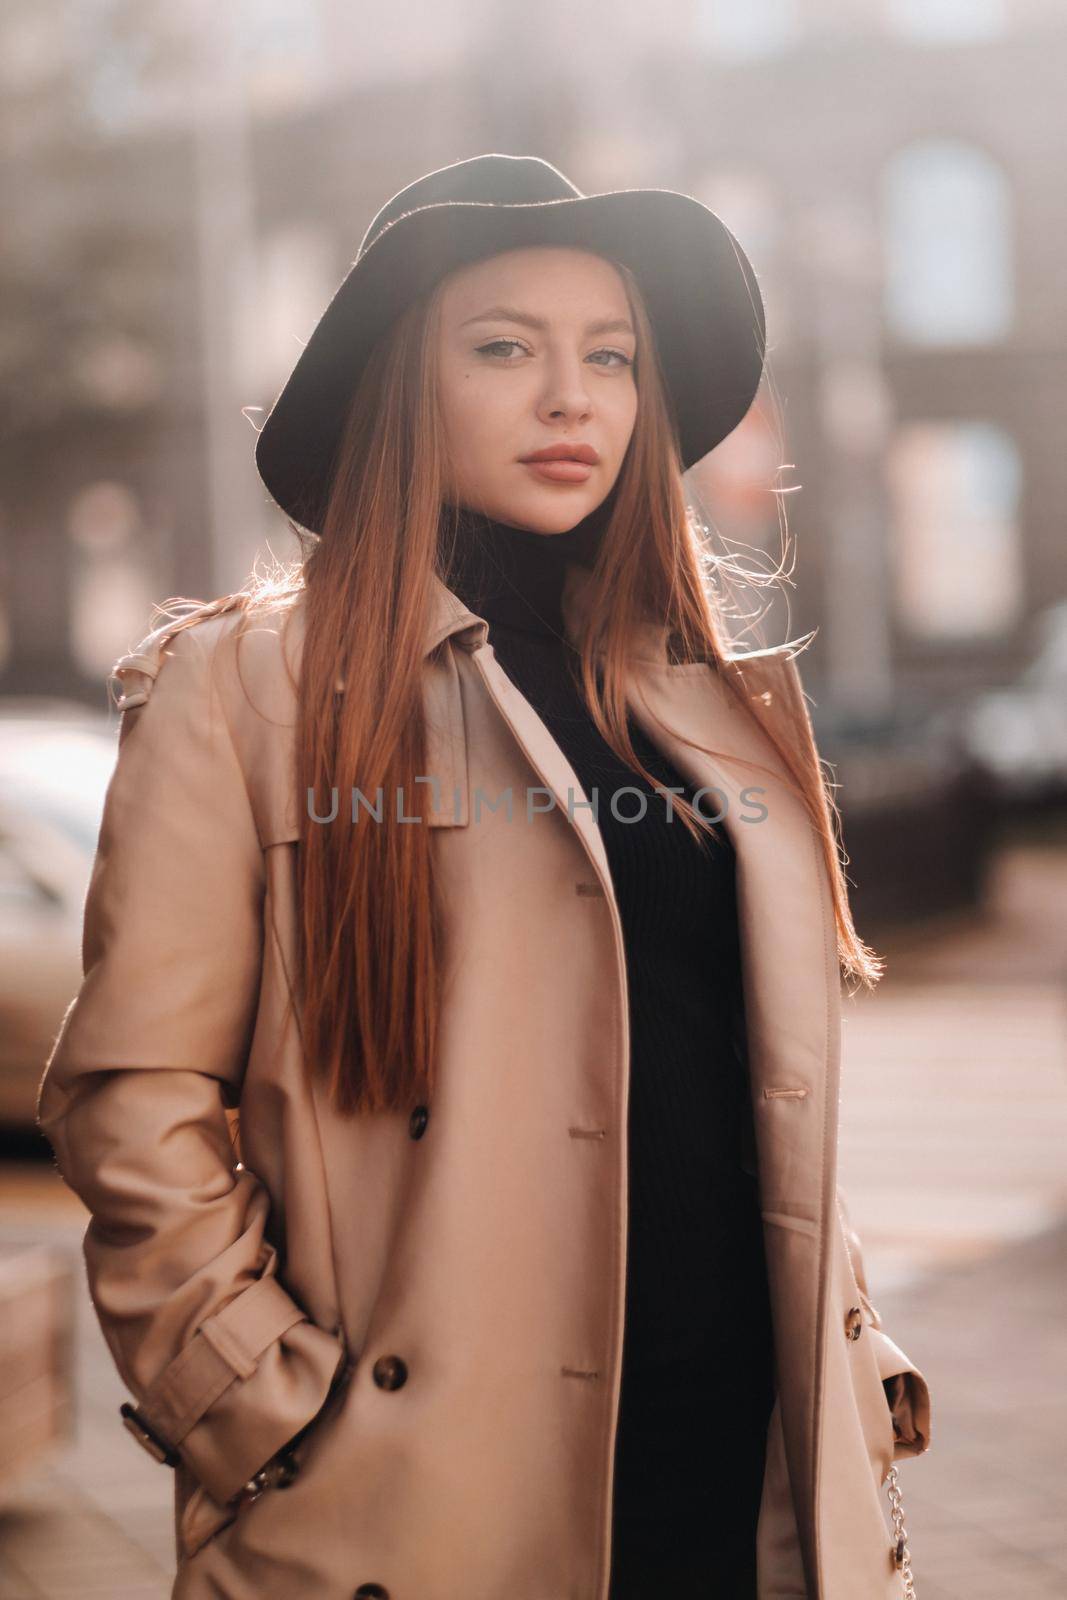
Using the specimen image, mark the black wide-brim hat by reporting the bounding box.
[254,153,767,535]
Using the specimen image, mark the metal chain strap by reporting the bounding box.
[886,1465,917,1599]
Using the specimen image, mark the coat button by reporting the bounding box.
[845,1306,864,1341]
[354,1587,389,1599]
[372,1354,408,1390]
[409,1104,429,1140]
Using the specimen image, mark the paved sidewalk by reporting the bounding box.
[840,831,1067,1599]
[838,835,1067,1293]
[0,1203,174,1599]
[877,1223,1067,1600]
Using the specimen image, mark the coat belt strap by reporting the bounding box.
[131,1276,311,1452]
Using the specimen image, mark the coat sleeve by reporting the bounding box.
[36,611,347,1507]
[837,1184,931,1458]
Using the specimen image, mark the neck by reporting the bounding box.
[441,498,612,639]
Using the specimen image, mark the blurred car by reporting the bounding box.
[959,601,1067,804]
[0,698,117,1127]
[813,697,997,930]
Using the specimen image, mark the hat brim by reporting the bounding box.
[254,189,766,533]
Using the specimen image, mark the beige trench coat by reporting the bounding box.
[38,560,931,1600]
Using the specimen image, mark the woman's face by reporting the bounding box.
[436,246,638,535]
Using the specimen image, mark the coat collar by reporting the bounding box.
[424,572,491,657]
[423,560,680,669]
[369,564,817,840]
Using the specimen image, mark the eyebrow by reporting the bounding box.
[459,304,636,338]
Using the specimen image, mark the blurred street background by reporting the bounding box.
[1,1,1065,1596]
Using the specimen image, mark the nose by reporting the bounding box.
[535,353,593,429]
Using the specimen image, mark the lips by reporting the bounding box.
[519,443,600,465]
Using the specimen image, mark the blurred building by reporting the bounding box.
[673,0,1066,726]
[1,0,1064,720]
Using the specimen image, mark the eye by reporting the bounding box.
[476,339,633,369]
[587,348,634,369]
[474,337,530,361]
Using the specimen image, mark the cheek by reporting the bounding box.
[440,371,481,463]
[443,366,488,425]
[606,384,639,459]
[443,370,514,463]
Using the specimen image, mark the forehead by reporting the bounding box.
[438,246,631,318]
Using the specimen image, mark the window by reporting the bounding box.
[695,0,798,58]
[248,222,337,397]
[696,172,781,269]
[882,140,1013,345]
[885,0,1006,44]
[886,422,1023,640]
[66,482,157,682]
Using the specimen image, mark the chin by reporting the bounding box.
[499,488,601,536]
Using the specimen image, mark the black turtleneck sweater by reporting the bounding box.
[441,503,775,1596]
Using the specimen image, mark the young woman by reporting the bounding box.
[39,154,930,1599]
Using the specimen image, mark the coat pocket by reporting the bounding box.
[175,1355,355,1563]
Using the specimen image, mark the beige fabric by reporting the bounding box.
[38,567,931,1598]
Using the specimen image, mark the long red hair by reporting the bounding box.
[161,256,881,1117]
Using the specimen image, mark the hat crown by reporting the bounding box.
[358,153,582,259]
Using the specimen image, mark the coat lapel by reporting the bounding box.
[278,579,486,834]
[622,649,840,1594]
